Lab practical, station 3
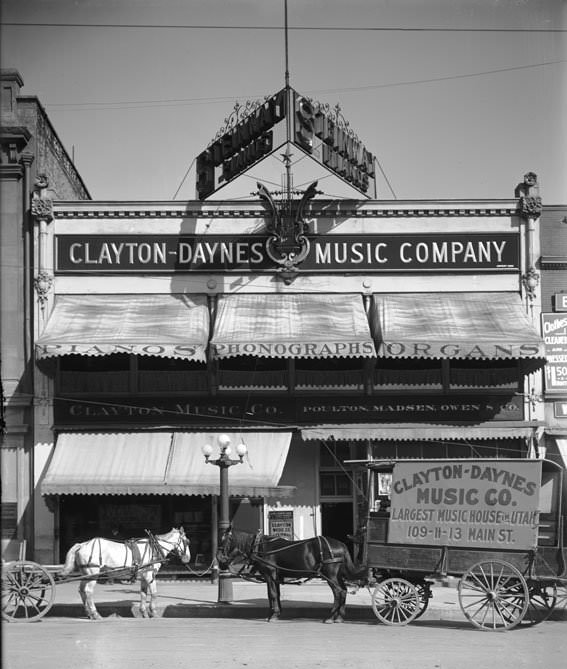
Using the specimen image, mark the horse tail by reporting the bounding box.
[59,542,82,576]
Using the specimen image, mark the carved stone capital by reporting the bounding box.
[518,196,542,219]
[31,196,54,222]
[31,173,55,223]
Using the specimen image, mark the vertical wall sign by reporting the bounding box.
[542,313,567,393]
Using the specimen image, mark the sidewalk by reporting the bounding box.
[44,577,471,621]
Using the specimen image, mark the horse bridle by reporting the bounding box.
[148,529,191,564]
[170,530,191,563]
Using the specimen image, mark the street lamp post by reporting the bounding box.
[202,434,247,603]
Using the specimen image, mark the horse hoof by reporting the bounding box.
[323,618,334,624]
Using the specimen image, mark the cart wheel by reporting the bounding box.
[521,581,557,625]
[556,582,567,612]
[1,561,56,622]
[413,581,431,620]
[458,560,529,631]
[371,577,420,625]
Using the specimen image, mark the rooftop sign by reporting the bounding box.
[195,87,376,200]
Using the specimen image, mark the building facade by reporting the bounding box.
[539,204,567,482]
[0,69,90,560]
[28,182,548,566]
[2,74,559,568]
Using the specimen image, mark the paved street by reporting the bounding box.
[3,579,566,669]
[3,616,566,669]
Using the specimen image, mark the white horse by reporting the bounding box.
[59,527,191,620]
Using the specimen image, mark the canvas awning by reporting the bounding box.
[41,431,294,497]
[370,293,545,360]
[35,294,209,361]
[211,293,376,359]
[301,423,539,442]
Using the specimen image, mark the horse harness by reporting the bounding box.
[225,531,343,584]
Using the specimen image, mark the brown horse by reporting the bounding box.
[217,528,365,623]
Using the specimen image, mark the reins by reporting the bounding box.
[221,531,344,585]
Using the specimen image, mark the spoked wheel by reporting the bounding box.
[521,581,557,625]
[555,582,567,616]
[2,561,56,622]
[413,581,432,620]
[371,577,420,626]
[458,560,529,631]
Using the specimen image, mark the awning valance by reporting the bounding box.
[370,293,545,360]
[211,293,376,359]
[41,431,294,497]
[301,423,539,442]
[35,294,209,361]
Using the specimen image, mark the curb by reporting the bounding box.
[45,600,567,623]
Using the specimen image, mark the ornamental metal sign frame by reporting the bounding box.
[195,87,377,200]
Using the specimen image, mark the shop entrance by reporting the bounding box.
[321,501,353,554]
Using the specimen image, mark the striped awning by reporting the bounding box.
[211,293,376,359]
[301,423,540,442]
[35,294,209,361]
[41,431,294,497]
[370,293,545,360]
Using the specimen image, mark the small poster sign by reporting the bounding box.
[268,510,294,540]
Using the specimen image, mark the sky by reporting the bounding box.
[1,0,566,204]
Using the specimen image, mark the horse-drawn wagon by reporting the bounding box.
[359,457,567,630]
[1,527,191,622]
[218,457,566,630]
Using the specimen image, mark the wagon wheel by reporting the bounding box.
[413,580,432,620]
[458,560,529,631]
[556,582,567,612]
[371,577,420,625]
[521,581,557,625]
[1,561,56,622]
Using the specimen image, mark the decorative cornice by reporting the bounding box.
[18,98,91,200]
[540,256,567,269]
[53,204,518,220]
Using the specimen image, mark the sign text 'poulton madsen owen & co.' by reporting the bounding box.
[55,233,519,273]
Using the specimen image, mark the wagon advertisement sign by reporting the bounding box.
[388,460,541,550]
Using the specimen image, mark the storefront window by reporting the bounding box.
[295,357,365,390]
[449,359,519,389]
[374,358,442,388]
[57,354,130,393]
[217,356,287,390]
[320,472,352,496]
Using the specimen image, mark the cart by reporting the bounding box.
[356,457,567,631]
